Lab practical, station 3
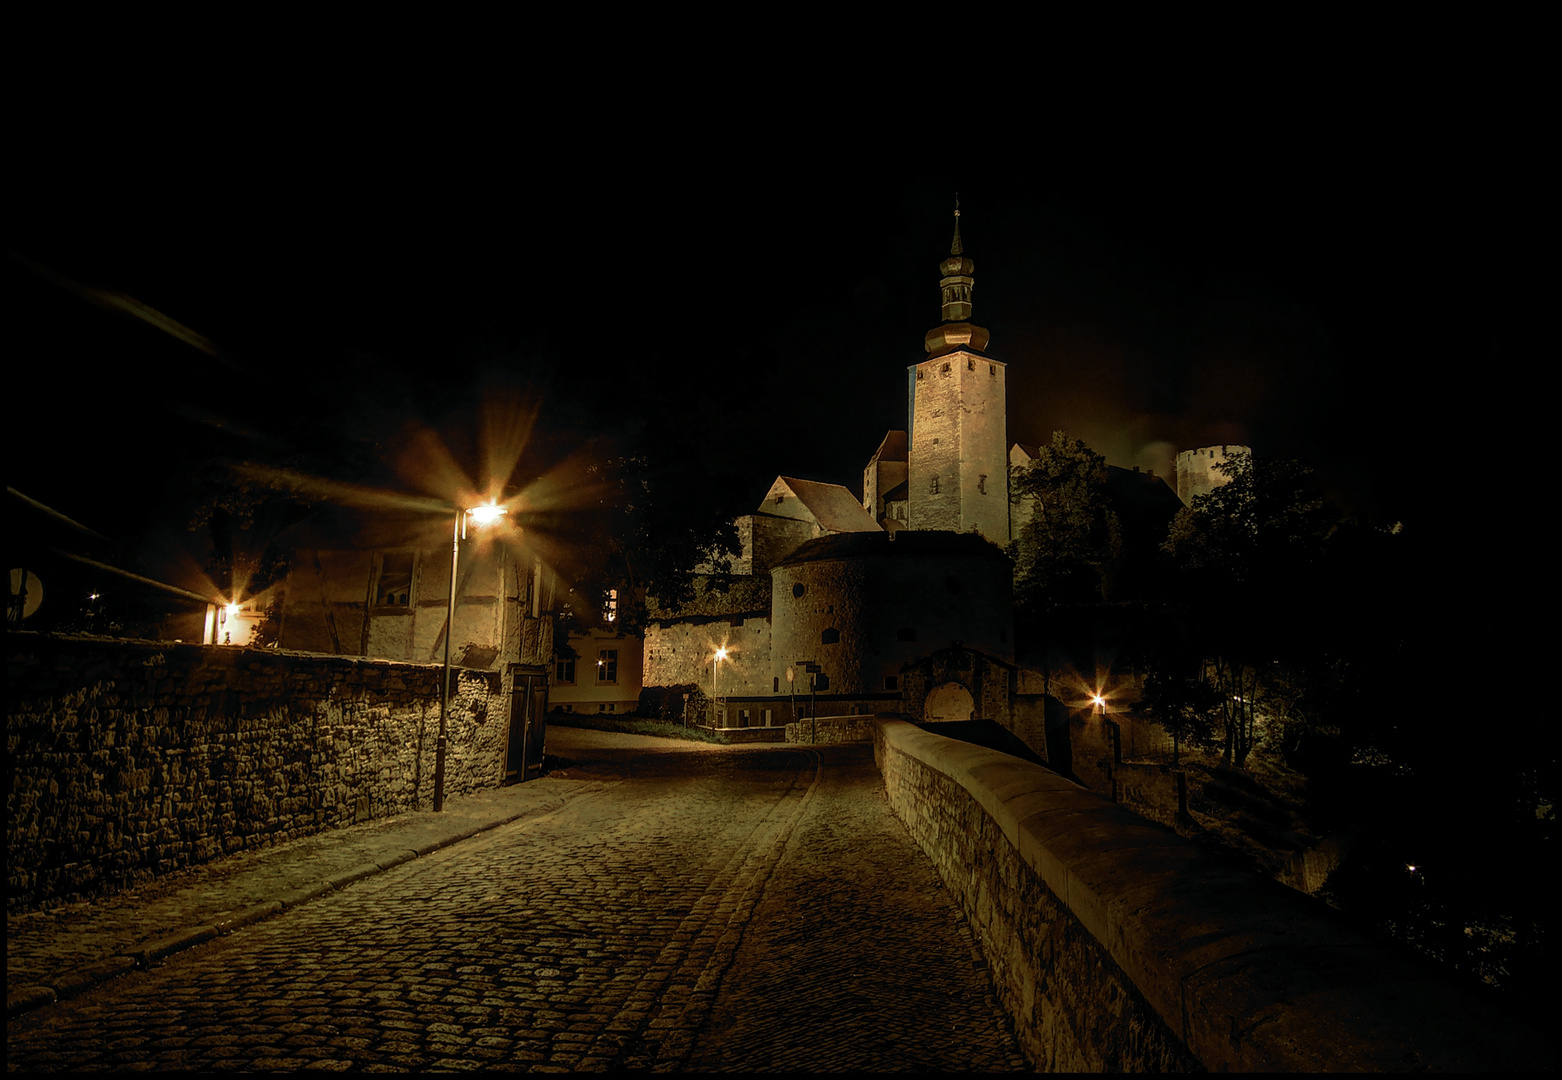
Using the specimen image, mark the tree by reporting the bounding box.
[1160,454,1346,768]
[1009,431,1123,613]
[533,446,740,638]
[1141,660,1222,765]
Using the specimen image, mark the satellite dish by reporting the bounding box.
[9,568,43,622]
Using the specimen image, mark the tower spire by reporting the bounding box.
[924,196,989,355]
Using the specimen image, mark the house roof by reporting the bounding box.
[869,430,908,464]
[761,477,881,534]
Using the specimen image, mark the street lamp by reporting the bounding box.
[434,501,506,812]
[712,646,728,728]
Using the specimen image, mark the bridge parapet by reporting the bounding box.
[873,718,1551,1072]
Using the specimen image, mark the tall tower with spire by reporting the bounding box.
[906,200,1009,539]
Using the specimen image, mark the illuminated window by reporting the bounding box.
[554,658,576,684]
[597,649,618,683]
[375,553,414,607]
[602,588,618,623]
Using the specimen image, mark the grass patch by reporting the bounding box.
[548,713,731,745]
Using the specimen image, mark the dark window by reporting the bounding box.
[930,476,939,494]
[376,553,414,606]
[978,474,987,494]
[821,627,840,645]
[555,658,576,684]
[897,627,917,641]
[773,676,780,692]
[597,649,618,683]
[941,362,950,374]
[967,358,974,371]
[793,582,806,598]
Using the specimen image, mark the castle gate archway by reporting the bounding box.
[924,682,975,721]
[899,645,1015,725]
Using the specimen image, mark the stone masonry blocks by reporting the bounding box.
[6,633,505,911]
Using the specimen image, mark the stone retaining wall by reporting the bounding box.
[784,714,876,744]
[6,632,506,911]
[872,718,1550,1072]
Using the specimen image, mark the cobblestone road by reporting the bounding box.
[7,741,1024,1072]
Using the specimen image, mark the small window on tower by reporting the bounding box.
[967,358,974,371]
[978,474,987,494]
[941,362,951,374]
[989,364,995,375]
[930,476,939,494]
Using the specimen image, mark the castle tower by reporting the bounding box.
[906,201,1009,539]
[1175,444,1252,506]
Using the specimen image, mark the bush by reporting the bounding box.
[637,684,700,723]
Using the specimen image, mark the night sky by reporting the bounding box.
[8,66,1527,611]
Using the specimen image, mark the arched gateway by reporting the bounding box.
[924,682,976,721]
[900,645,1014,725]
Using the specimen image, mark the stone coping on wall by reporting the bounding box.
[4,631,503,671]
[874,718,1552,1073]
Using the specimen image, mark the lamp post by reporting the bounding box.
[712,646,727,728]
[434,501,506,812]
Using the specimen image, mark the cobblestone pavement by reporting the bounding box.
[7,730,1024,1072]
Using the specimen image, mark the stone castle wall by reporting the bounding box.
[769,537,1013,697]
[6,632,507,911]
[642,616,773,698]
[872,718,1552,1072]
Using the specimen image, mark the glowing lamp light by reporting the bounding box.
[467,502,506,525]
[226,602,242,617]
